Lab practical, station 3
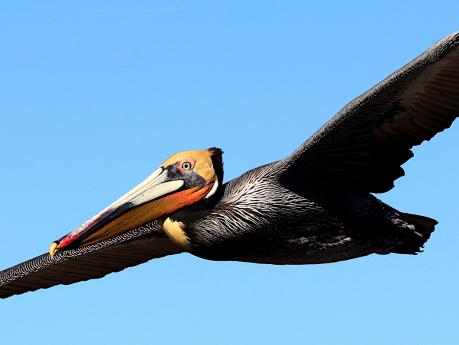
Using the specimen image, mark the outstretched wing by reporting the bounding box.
[0,221,182,299]
[280,32,459,193]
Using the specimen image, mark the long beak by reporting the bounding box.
[50,167,213,256]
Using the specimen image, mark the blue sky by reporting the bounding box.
[1,1,458,344]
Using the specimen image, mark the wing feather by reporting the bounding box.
[0,221,182,299]
[280,32,459,193]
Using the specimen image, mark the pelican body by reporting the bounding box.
[172,161,433,264]
[1,32,458,298]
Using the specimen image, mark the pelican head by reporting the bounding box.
[49,147,223,255]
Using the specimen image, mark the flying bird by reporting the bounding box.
[1,32,458,299]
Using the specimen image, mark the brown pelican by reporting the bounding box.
[1,32,458,299]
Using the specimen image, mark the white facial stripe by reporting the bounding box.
[205,180,219,199]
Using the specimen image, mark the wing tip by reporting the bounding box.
[435,31,459,51]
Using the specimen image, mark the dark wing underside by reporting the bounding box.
[280,32,459,193]
[0,221,182,299]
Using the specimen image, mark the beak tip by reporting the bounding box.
[49,242,59,257]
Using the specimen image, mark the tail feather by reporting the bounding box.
[391,213,437,254]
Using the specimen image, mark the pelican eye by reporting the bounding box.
[181,162,193,170]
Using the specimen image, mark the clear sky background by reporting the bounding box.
[1,1,458,344]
